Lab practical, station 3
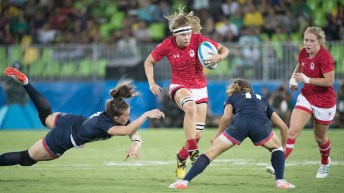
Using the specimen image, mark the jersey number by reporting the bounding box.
[245,93,262,100]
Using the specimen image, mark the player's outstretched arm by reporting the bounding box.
[108,109,165,136]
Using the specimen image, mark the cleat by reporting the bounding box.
[3,67,28,85]
[189,150,200,165]
[276,179,296,189]
[316,157,331,178]
[266,165,275,175]
[168,180,188,189]
[176,154,186,179]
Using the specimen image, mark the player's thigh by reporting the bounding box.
[28,139,56,161]
[45,113,60,129]
[174,88,194,109]
[262,133,281,149]
[289,108,312,137]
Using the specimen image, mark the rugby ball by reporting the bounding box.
[197,41,218,70]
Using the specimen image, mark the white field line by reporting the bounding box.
[103,159,344,167]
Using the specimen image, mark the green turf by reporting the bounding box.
[1,129,344,193]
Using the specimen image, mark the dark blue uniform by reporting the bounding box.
[43,111,126,157]
[223,92,274,146]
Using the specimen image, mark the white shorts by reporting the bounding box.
[169,84,208,104]
[295,94,336,124]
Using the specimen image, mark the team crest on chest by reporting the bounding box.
[310,63,315,70]
[189,50,195,57]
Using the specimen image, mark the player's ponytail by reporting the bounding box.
[109,79,139,99]
[226,79,253,96]
[105,79,139,119]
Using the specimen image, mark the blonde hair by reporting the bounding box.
[226,79,253,96]
[304,26,327,48]
[164,7,202,34]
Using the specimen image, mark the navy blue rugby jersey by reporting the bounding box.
[70,111,129,145]
[225,92,274,120]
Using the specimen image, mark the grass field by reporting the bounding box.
[0,128,344,193]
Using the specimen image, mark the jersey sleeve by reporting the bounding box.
[224,96,232,107]
[224,96,235,115]
[320,50,335,74]
[151,41,167,62]
[298,48,307,63]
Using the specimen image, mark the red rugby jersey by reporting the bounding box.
[151,33,218,88]
[298,47,336,108]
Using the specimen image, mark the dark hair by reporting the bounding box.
[226,78,253,96]
[105,79,139,118]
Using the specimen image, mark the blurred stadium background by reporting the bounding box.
[0,0,343,129]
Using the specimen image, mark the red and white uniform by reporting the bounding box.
[298,47,336,108]
[151,33,218,89]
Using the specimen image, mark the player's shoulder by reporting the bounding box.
[162,36,175,45]
[299,47,307,56]
[192,33,217,46]
[192,33,203,39]
[317,46,334,60]
[155,36,177,50]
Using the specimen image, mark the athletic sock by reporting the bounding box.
[187,139,198,151]
[285,138,295,159]
[23,83,52,126]
[271,149,285,180]
[183,154,210,182]
[318,138,331,165]
[0,152,21,166]
[23,83,51,113]
[178,146,189,160]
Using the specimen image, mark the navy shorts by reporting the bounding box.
[43,113,84,157]
[224,116,273,146]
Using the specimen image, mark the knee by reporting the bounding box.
[183,102,197,117]
[288,128,300,139]
[19,150,37,166]
[39,108,52,127]
[314,136,328,145]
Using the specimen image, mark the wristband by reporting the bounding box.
[133,139,142,143]
[289,78,298,86]
[301,73,310,84]
[133,139,142,147]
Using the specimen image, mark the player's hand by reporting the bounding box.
[124,141,141,161]
[149,84,163,96]
[289,77,298,91]
[204,52,220,66]
[145,109,165,119]
[293,73,310,84]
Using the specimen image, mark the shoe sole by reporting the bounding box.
[4,67,27,83]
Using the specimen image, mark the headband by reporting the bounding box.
[173,26,192,34]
